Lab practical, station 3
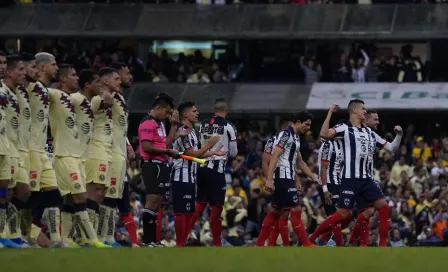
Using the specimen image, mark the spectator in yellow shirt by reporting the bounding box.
[390,156,411,186]
[127,159,140,179]
[226,177,248,206]
[412,137,433,162]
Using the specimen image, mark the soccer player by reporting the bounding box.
[84,68,118,245]
[16,53,36,244]
[263,118,293,247]
[171,101,224,247]
[0,57,12,247]
[48,65,108,248]
[257,111,316,247]
[185,98,237,247]
[348,110,402,246]
[0,55,26,248]
[27,52,63,247]
[108,62,138,247]
[70,69,99,245]
[310,101,401,246]
[316,134,345,246]
[139,92,179,247]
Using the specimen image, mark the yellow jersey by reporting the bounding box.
[48,88,81,158]
[71,92,93,159]
[111,92,128,157]
[16,86,31,152]
[2,83,20,158]
[0,86,10,155]
[27,81,50,153]
[90,94,113,147]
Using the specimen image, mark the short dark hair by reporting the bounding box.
[178,101,195,116]
[152,92,174,109]
[293,110,313,123]
[213,98,227,111]
[6,54,22,69]
[99,67,118,78]
[20,52,35,62]
[348,99,365,112]
[78,69,99,90]
[109,62,127,71]
[56,64,73,81]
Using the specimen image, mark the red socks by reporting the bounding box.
[290,210,313,246]
[378,205,390,247]
[175,214,188,247]
[309,211,348,243]
[186,202,207,236]
[209,205,223,247]
[156,209,163,242]
[121,213,138,245]
[256,211,279,246]
[278,217,290,246]
[267,222,279,246]
[319,231,332,243]
[332,224,343,246]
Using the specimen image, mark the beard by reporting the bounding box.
[26,75,37,83]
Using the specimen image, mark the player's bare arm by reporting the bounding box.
[297,152,318,183]
[126,138,135,161]
[320,104,340,139]
[141,140,179,158]
[319,160,332,205]
[266,146,283,192]
[174,127,193,140]
[262,152,271,179]
[294,173,302,191]
[166,110,179,148]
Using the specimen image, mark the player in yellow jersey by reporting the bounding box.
[48,65,109,248]
[1,55,30,247]
[71,69,100,245]
[85,67,118,244]
[0,52,14,248]
[27,52,63,247]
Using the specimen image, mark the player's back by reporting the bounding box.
[16,86,31,152]
[71,92,93,160]
[48,88,81,158]
[111,91,128,157]
[199,115,237,173]
[0,87,10,154]
[27,81,50,152]
[90,94,113,147]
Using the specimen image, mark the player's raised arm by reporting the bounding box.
[262,138,274,178]
[166,110,179,149]
[226,122,238,158]
[320,104,340,139]
[374,126,403,152]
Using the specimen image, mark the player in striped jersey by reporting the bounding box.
[310,100,402,246]
[256,111,317,247]
[261,118,292,246]
[348,110,402,246]
[171,101,224,246]
[316,135,346,246]
[187,98,238,247]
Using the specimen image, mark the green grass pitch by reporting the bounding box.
[0,247,444,272]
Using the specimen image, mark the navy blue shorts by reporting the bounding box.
[338,178,384,210]
[355,179,384,210]
[317,183,340,216]
[171,180,196,214]
[272,178,299,209]
[161,181,171,205]
[196,167,226,206]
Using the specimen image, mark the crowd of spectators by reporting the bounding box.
[118,122,448,247]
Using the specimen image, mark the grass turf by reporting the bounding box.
[0,247,444,272]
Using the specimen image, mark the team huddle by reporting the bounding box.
[0,51,138,248]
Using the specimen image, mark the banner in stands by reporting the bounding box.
[306,83,448,110]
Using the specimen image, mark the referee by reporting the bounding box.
[138,93,179,247]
